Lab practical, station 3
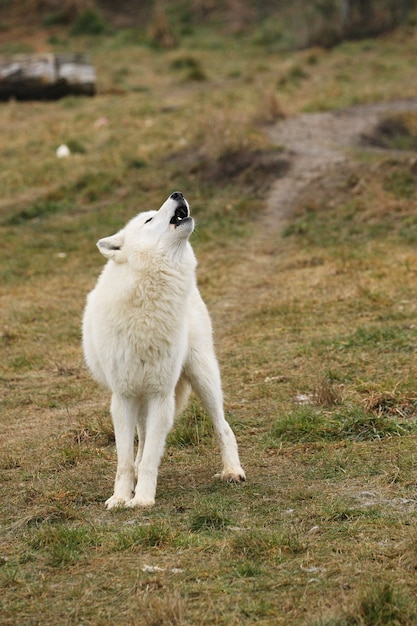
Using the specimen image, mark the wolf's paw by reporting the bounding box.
[125,496,155,509]
[105,495,130,510]
[216,468,246,483]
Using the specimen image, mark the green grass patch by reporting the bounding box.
[28,524,100,567]
[335,324,416,354]
[268,404,414,446]
[69,8,109,36]
[4,199,70,225]
[384,170,417,199]
[168,401,213,448]
[283,198,391,246]
[113,522,173,550]
[319,583,417,625]
[231,527,306,560]
[189,509,231,532]
[170,55,207,81]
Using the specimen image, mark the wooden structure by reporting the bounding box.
[0,53,96,100]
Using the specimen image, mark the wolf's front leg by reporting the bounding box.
[105,393,138,509]
[126,394,175,508]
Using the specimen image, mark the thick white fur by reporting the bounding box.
[82,193,245,509]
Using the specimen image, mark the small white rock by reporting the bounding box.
[141,565,164,573]
[56,144,70,158]
[295,393,312,405]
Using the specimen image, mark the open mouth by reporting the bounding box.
[170,204,190,228]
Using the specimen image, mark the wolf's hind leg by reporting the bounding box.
[185,350,245,482]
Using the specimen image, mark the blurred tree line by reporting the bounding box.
[1,0,416,49]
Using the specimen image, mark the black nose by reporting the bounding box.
[170,191,184,201]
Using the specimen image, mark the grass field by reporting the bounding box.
[1,17,417,625]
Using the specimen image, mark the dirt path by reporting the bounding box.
[213,97,417,334]
[264,97,417,225]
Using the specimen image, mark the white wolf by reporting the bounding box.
[82,192,245,509]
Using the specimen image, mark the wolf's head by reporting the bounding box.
[97,192,194,265]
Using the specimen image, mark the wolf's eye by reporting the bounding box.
[144,217,153,224]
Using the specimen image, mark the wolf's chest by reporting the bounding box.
[102,303,188,395]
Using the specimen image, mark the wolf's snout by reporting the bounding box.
[169,190,190,227]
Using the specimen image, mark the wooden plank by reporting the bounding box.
[0,53,96,100]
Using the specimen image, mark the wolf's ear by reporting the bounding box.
[97,232,126,262]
